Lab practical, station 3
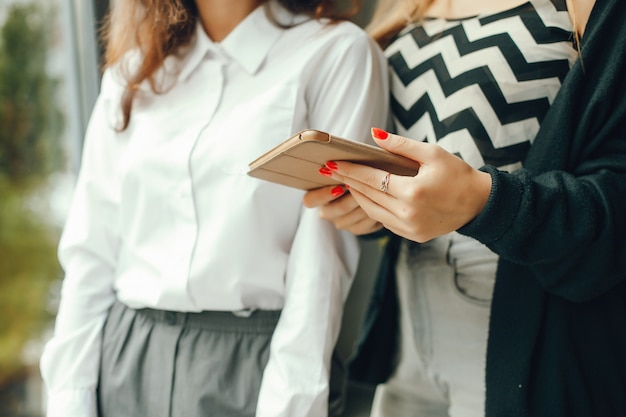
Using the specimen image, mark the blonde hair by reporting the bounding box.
[367,0,581,48]
[366,0,435,47]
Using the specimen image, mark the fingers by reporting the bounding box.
[370,127,434,164]
[331,208,383,235]
[323,127,429,199]
[302,185,347,208]
[325,160,410,201]
[348,187,396,226]
[349,218,384,235]
[314,191,382,235]
[302,184,384,235]
[349,184,429,242]
[317,191,359,219]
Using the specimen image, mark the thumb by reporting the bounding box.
[370,127,431,164]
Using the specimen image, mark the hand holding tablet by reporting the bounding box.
[247,129,420,190]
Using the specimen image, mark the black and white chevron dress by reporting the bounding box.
[386,0,578,172]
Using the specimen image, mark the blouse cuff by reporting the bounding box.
[45,388,97,417]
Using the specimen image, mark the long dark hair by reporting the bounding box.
[102,0,361,130]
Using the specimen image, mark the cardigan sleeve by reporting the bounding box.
[458,0,626,302]
[459,162,626,302]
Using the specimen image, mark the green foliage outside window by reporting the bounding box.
[0,3,64,182]
[0,2,64,387]
[0,178,61,385]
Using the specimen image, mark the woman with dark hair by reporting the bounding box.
[40,1,388,416]
[305,0,626,416]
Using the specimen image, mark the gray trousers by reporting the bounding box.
[97,301,281,417]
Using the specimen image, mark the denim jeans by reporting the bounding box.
[370,232,497,417]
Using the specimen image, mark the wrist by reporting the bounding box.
[470,169,493,219]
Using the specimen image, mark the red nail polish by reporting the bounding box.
[331,186,345,197]
[326,161,338,171]
[345,184,350,190]
[319,167,333,177]
[371,127,389,140]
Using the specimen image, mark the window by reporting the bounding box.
[0,0,107,415]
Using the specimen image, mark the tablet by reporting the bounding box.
[247,129,420,190]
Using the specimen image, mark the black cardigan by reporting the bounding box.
[464,0,626,414]
[349,0,626,415]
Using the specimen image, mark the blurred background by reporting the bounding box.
[0,0,109,414]
[0,0,380,415]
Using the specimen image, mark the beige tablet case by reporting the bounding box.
[247,129,420,190]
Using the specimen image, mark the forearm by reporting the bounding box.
[256,209,359,417]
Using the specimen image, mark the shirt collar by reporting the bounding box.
[178,2,297,80]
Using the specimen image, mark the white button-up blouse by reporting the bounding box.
[40,3,389,417]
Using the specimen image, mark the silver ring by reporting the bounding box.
[380,172,390,193]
